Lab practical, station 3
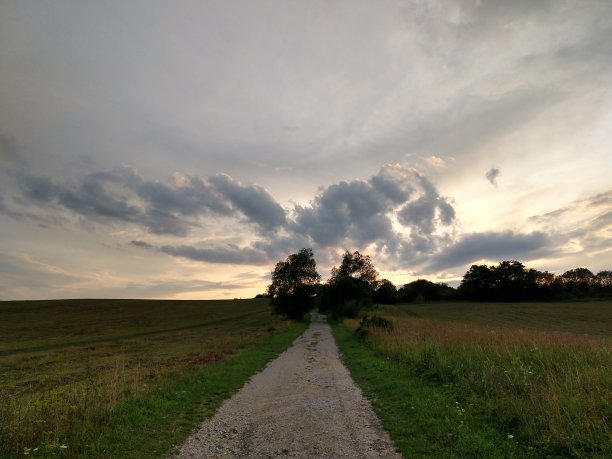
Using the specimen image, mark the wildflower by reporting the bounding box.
[60,445,68,449]
[507,434,514,439]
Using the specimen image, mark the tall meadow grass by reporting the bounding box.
[346,313,611,457]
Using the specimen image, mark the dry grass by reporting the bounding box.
[346,302,612,457]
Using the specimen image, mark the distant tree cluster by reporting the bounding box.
[267,249,611,320]
[459,262,612,301]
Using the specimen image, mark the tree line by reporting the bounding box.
[265,248,612,320]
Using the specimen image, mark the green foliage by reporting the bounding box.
[0,298,306,458]
[267,248,321,320]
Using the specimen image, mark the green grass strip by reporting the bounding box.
[16,319,309,459]
[332,322,528,459]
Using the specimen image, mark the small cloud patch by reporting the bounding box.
[485,167,501,186]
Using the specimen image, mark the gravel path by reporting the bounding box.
[174,311,401,458]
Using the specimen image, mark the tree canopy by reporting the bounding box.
[320,250,380,318]
[267,248,321,320]
[329,250,379,288]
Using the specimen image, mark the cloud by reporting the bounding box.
[292,165,455,250]
[159,244,269,265]
[208,173,286,231]
[526,190,612,267]
[428,230,551,271]
[128,164,457,268]
[0,133,25,168]
[485,167,501,186]
[0,252,83,300]
[13,167,286,236]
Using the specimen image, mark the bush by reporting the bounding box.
[354,314,393,340]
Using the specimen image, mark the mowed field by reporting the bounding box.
[336,300,612,458]
[0,298,306,458]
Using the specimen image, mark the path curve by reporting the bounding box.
[174,311,401,458]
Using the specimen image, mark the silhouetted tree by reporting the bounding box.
[373,279,398,304]
[457,261,612,301]
[319,277,372,318]
[458,264,495,300]
[595,270,612,296]
[398,279,456,302]
[560,268,594,296]
[321,250,379,318]
[267,248,321,320]
[329,251,379,289]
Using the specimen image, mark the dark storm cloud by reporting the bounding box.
[485,167,501,186]
[427,230,551,271]
[12,167,286,236]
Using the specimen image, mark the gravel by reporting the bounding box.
[173,311,401,458]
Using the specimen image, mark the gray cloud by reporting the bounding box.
[128,165,457,268]
[13,167,285,236]
[160,244,269,266]
[292,165,456,260]
[427,230,551,271]
[0,133,24,168]
[588,191,612,208]
[208,173,286,231]
[485,167,501,186]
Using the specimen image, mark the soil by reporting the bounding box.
[173,311,401,458]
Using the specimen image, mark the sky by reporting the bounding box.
[1,0,611,300]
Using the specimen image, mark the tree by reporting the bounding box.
[398,279,456,302]
[319,277,372,319]
[459,261,539,301]
[595,271,612,296]
[329,251,379,289]
[373,279,397,304]
[321,250,379,318]
[267,248,321,321]
[458,264,495,300]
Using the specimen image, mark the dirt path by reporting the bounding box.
[174,311,401,458]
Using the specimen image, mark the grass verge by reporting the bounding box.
[332,304,611,458]
[333,323,524,458]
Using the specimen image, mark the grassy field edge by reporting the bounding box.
[6,318,309,459]
[98,318,309,459]
[331,321,526,458]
